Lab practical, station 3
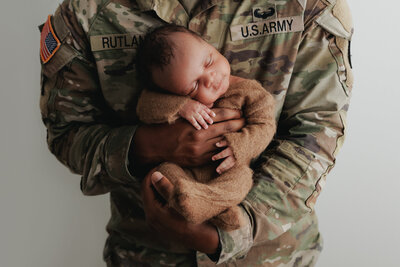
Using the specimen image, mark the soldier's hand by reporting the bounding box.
[212,140,236,174]
[141,169,219,254]
[132,108,244,167]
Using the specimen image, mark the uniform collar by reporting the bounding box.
[135,0,223,25]
[191,0,222,17]
[136,0,154,11]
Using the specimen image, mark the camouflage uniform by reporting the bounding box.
[39,0,353,266]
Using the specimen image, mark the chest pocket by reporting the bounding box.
[91,43,140,114]
[217,0,305,92]
[88,2,165,120]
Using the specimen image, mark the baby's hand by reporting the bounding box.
[179,99,216,130]
[212,140,236,174]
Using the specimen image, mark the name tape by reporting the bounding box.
[230,15,304,41]
[90,33,144,51]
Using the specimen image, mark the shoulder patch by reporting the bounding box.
[332,0,352,33]
[315,0,353,40]
[40,15,61,64]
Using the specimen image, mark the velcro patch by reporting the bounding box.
[230,16,304,41]
[252,6,276,22]
[90,34,144,51]
[40,15,61,64]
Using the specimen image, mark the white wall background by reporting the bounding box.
[0,1,398,266]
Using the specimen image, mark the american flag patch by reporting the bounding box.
[40,15,61,64]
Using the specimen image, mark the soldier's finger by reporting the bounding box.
[211,108,241,122]
[202,137,225,154]
[212,147,232,161]
[141,169,160,209]
[203,118,245,140]
[216,156,235,174]
[151,171,174,201]
[215,140,228,148]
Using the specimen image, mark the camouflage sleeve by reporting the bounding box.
[40,7,138,196]
[202,1,353,263]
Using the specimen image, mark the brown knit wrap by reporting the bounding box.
[136,79,276,230]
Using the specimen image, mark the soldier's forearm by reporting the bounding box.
[130,124,165,167]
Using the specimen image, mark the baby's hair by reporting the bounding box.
[136,24,202,90]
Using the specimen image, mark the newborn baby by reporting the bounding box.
[136,25,276,230]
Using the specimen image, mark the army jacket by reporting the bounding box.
[39,0,353,266]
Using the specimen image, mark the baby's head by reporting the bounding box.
[137,25,231,106]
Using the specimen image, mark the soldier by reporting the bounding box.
[39,0,353,266]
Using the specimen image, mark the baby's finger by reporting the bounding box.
[189,116,202,130]
[200,110,214,125]
[215,140,228,148]
[205,107,216,118]
[212,147,232,161]
[194,113,208,129]
[216,156,236,174]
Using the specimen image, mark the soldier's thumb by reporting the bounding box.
[151,171,174,200]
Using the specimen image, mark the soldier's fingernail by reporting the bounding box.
[151,172,163,183]
[216,142,221,147]
[212,112,216,117]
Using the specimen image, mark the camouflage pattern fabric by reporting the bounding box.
[39,0,353,266]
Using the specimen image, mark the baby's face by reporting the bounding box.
[152,32,231,107]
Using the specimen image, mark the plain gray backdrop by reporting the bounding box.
[1,0,399,266]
